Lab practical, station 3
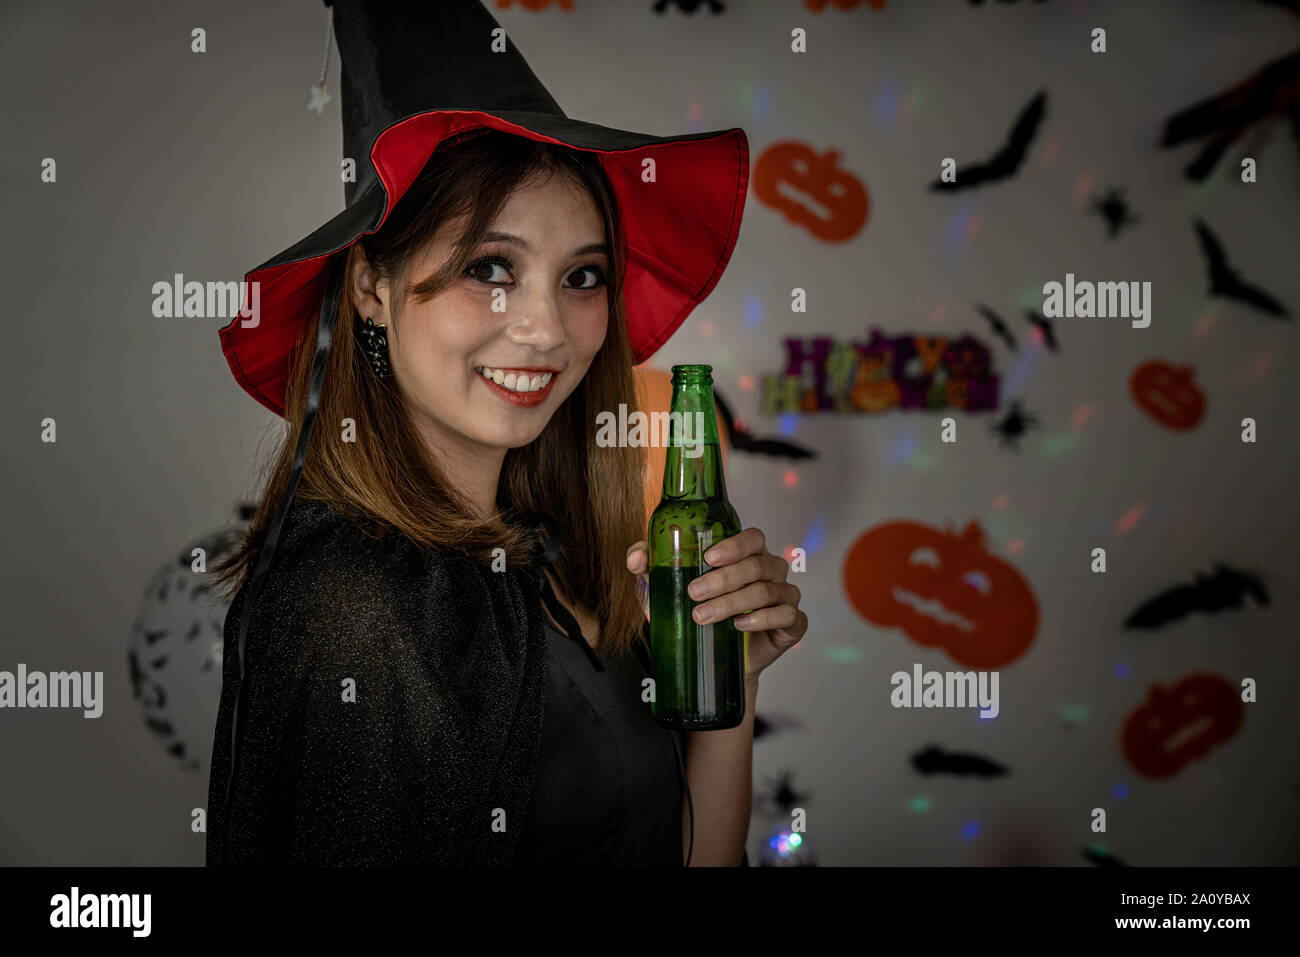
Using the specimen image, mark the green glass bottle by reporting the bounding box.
[648,365,746,730]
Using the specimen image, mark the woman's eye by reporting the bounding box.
[466,258,511,284]
[465,257,606,289]
[568,266,608,290]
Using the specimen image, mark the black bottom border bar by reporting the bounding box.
[2,864,1295,941]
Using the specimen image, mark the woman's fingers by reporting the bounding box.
[626,540,649,574]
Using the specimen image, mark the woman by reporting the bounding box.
[205,0,807,867]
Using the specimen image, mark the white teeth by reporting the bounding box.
[475,366,554,393]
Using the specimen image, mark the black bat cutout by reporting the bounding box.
[930,91,1046,192]
[911,745,1009,778]
[1023,309,1058,352]
[975,302,1018,351]
[1082,846,1129,867]
[713,389,817,460]
[1193,219,1290,318]
[1124,562,1270,630]
[1252,0,1300,16]
[753,712,803,741]
[989,400,1039,451]
[1087,186,1139,239]
[651,0,725,13]
[1160,48,1300,182]
[759,770,812,815]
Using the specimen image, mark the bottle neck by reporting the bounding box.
[661,375,727,501]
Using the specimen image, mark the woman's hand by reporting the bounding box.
[626,527,808,683]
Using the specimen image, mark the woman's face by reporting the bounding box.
[360,172,610,457]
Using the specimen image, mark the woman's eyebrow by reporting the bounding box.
[483,230,608,257]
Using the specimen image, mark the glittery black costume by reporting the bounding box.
[205,499,685,865]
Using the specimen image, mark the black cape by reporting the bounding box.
[205,499,550,865]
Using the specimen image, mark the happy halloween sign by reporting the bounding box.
[760,328,1001,414]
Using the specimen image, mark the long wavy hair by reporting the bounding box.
[211,129,648,659]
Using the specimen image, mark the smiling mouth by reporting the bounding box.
[1145,391,1182,417]
[891,586,975,632]
[474,365,559,408]
[1161,716,1214,753]
[775,180,832,221]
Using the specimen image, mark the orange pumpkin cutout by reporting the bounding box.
[843,520,1038,668]
[632,366,731,530]
[754,141,869,242]
[1130,360,1206,430]
[1122,673,1243,779]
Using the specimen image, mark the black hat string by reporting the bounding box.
[221,252,347,822]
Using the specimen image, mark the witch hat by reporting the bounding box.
[220,0,749,417]
[217,0,749,821]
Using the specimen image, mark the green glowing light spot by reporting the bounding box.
[1060,704,1090,723]
[907,795,933,814]
[788,833,802,847]
[1088,842,1108,855]
[1016,285,1043,309]
[907,82,928,113]
[824,646,863,663]
[1042,433,1081,458]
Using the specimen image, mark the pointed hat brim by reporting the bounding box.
[220,109,748,418]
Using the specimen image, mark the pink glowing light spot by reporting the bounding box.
[1071,402,1095,431]
[699,319,715,338]
[1115,502,1146,536]
[687,97,704,126]
[1075,171,1095,205]
[964,215,981,240]
[1007,539,1025,555]
[734,418,747,432]
[1193,310,1216,340]
[739,374,756,391]
[932,306,947,326]
[992,494,1010,510]
[1029,326,1045,347]
[1041,138,1060,167]
[1245,352,1273,385]
[782,469,799,488]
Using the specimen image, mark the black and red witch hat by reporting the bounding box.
[220,0,749,417]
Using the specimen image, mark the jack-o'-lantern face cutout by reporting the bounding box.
[1122,673,1243,778]
[850,354,898,411]
[843,520,1038,668]
[1130,361,1205,430]
[754,141,869,242]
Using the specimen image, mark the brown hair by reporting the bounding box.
[211,129,648,659]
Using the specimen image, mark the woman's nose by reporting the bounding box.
[506,292,567,351]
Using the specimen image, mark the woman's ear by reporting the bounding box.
[349,244,389,323]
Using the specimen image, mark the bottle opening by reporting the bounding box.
[671,364,713,379]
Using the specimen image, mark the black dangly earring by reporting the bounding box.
[355,314,392,378]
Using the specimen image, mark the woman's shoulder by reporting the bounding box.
[242,497,539,654]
